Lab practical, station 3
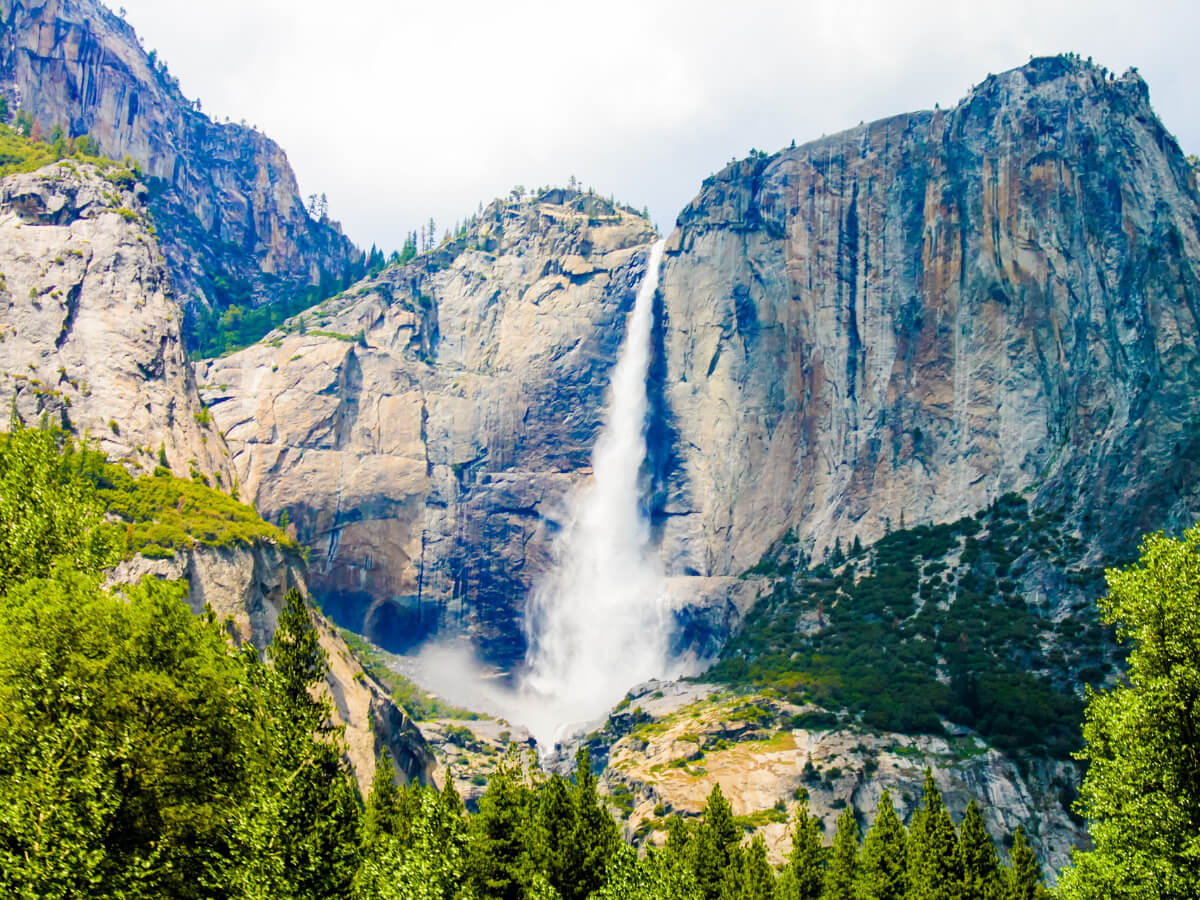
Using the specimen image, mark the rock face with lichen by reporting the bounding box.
[200,193,659,665]
[655,56,1200,580]
[0,0,362,326]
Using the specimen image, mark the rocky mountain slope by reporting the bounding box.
[0,159,231,482]
[656,55,1200,578]
[0,0,362,328]
[203,57,1200,673]
[593,681,1083,874]
[199,192,660,665]
[0,158,433,789]
[192,57,1200,873]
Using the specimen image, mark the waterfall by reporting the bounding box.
[519,238,670,750]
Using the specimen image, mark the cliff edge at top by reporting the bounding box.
[657,54,1200,579]
[0,0,364,336]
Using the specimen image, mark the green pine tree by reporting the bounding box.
[957,800,1002,899]
[465,748,539,900]
[821,806,860,899]
[1005,826,1046,900]
[692,783,743,900]
[571,746,620,899]
[778,797,826,900]
[854,790,907,899]
[720,833,775,900]
[536,771,578,897]
[237,588,361,898]
[906,770,961,900]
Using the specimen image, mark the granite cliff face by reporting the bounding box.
[0,160,232,482]
[0,0,362,326]
[204,58,1200,669]
[200,193,658,664]
[656,56,1200,578]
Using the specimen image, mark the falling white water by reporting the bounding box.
[518,238,671,749]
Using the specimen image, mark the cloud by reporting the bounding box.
[111,0,1199,253]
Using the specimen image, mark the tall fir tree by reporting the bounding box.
[720,833,775,900]
[956,800,1002,899]
[571,746,620,899]
[821,806,860,900]
[1005,826,1046,900]
[854,790,908,900]
[778,797,826,900]
[536,771,578,898]
[238,588,361,899]
[906,770,961,900]
[465,748,538,900]
[692,783,743,900]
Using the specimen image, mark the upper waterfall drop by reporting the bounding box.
[520,238,671,750]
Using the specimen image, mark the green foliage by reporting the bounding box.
[822,807,860,899]
[189,268,361,359]
[720,834,775,900]
[0,427,120,595]
[690,783,743,900]
[712,496,1093,756]
[2,424,292,563]
[1006,827,1046,900]
[0,121,120,179]
[1057,527,1200,898]
[594,842,702,900]
[465,747,542,899]
[84,452,292,557]
[0,572,252,898]
[854,790,907,899]
[906,770,961,900]
[957,800,1003,899]
[225,588,362,898]
[779,798,826,900]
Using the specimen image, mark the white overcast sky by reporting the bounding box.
[107,0,1198,254]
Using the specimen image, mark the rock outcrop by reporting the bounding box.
[656,56,1200,577]
[0,0,362,326]
[0,159,434,789]
[0,160,232,482]
[596,682,1084,880]
[200,193,659,665]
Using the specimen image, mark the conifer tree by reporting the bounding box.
[466,748,538,900]
[822,806,860,899]
[720,833,775,900]
[692,783,743,900]
[240,588,361,898]
[906,770,961,900]
[571,746,620,899]
[957,800,1002,899]
[778,797,826,900]
[1005,826,1046,899]
[854,790,907,899]
[537,771,578,897]
[362,756,405,845]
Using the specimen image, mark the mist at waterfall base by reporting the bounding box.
[405,240,687,752]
